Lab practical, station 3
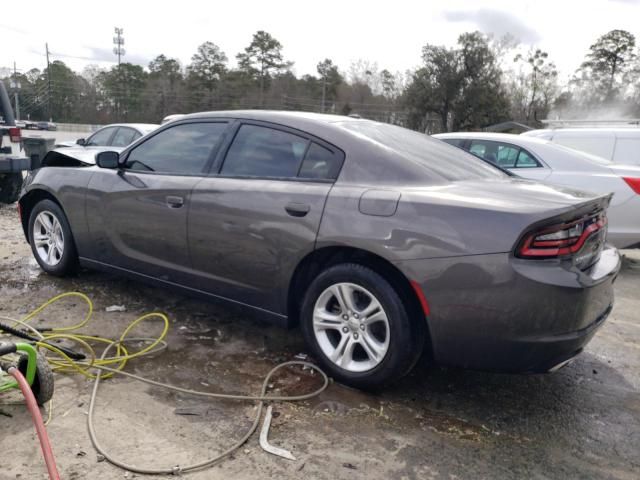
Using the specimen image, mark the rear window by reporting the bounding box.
[339,122,506,181]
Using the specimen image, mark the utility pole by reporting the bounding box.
[113,28,125,121]
[45,43,52,121]
[321,76,326,113]
[10,62,20,120]
[113,27,125,66]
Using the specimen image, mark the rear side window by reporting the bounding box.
[298,142,342,179]
[87,127,116,146]
[553,135,615,160]
[221,124,308,178]
[468,140,540,168]
[111,127,137,147]
[516,149,538,167]
[125,122,227,174]
[613,138,640,165]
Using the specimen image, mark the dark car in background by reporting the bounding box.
[36,121,57,131]
[18,111,620,389]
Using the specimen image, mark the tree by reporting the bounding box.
[404,32,509,132]
[237,31,291,105]
[316,58,343,111]
[580,29,636,102]
[186,42,227,109]
[98,63,147,121]
[149,55,184,118]
[511,49,558,122]
[380,69,396,99]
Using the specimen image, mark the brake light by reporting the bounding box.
[517,213,606,258]
[623,177,640,194]
[9,127,21,143]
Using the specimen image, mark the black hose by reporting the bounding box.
[0,321,85,360]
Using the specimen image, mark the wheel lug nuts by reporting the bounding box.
[342,327,349,333]
[354,313,359,319]
[342,314,348,320]
[360,324,365,330]
[353,333,359,339]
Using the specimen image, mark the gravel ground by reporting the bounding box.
[0,202,638,480]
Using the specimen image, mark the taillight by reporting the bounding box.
[9,127,21,143]
[623,177,640,194]
[517,213,607,258]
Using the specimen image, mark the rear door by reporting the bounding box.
[86,121,229,282]
[188,121,343,313]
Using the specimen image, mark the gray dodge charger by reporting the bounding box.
[18,111,620,389]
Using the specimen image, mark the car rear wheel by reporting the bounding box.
[300,263,421,390]
[28,199,78,276]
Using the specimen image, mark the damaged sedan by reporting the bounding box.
[18,111,620,389]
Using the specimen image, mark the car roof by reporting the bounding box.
[182,110,356,125]
[99,123,159,130]
[434,131,553,148]
[523,128,640,136]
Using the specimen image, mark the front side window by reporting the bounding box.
[87,127,116,146]
[221,124,309,178]
[125,122,227,174]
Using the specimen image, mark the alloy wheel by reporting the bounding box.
[33,211,65,267]
[312,282,390,372]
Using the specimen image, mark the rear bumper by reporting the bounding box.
[396,246,620,373]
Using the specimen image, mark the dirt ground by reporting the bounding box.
[0,202,638,480]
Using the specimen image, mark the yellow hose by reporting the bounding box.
[5,291,169,380]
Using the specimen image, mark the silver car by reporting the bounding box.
[56,123,158,149]
[18,111,619,389]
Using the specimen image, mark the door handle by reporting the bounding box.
[285,203,310,217]
[166,196,184,208]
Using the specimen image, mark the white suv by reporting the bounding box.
[522,127,640,166]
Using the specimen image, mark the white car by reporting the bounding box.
[56,123,158,148]
[522,127,640,166]
[434,132,640,249]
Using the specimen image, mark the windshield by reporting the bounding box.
[338,121,507,181]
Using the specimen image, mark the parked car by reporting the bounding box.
[435,132,640,249]
[56,123,159,149]
[522,127,640,166]
[36,121,57,131]
[19,112,619,389]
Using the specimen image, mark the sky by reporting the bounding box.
[1,0,639,83]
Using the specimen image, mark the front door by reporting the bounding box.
[86,121,229,282]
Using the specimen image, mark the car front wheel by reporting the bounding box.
[300,263,422,390]
[28,199,78,276]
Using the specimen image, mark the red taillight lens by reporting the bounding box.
[517,213,606,258]
[9,127,21,143]
[623,177,640,194]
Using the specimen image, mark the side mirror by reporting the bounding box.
[76,138,86,146]
[96,151,120,169]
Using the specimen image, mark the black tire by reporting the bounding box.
[18,353,55,406]
[300,263,422,390]
[28,199,79,276]
[0,172,23,204]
